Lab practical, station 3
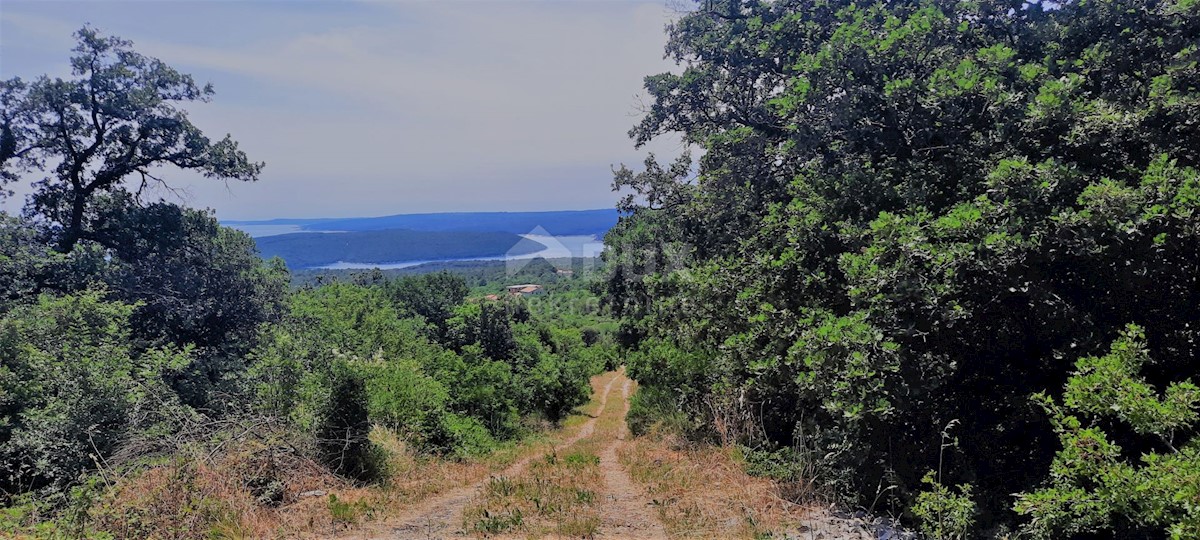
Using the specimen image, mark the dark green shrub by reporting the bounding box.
[1015,325,1199,539]
[423,412,497,458]
[0,291,190,494]
[626,386,697,438]
[314,362,381,482]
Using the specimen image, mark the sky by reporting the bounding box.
[0,0,686,220]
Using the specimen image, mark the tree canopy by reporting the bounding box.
[0,27,261,252]
[606,0,1200,535]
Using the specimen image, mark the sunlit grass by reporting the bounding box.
[459,371,623,538]
[618,409,829,539]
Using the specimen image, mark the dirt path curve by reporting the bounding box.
[595,377,669,540]
[345,373,624,539]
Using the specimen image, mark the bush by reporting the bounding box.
[0,291,189,494]
[626,386,696,438]
[313,361,382,482]
[434,346,521,440]
[912,474,976,540]
[248,280,603,461]
[423,413,497,458]
[361,357,450,435]
[1015,326,1199,538]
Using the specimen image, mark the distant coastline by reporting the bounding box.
[230,210,614,269]
[317,234,603,270]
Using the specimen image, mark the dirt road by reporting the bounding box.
[343,369,665,539]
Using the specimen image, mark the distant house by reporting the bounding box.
[506,284,544,296]
[483,294,500,301]
[556,269,574,276]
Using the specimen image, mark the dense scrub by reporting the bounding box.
[604,0,1200,537]
[0,28,612,537]
[0,238,610,534]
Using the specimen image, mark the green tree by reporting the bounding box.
[384,272,469,340]
[1015,325,1199,539]
[108,204,289,353]
[448,302,517,361]
[607,0,1200,528]
[0,27,261,252]
[0,291,190,493]
[0,213,104,312]
[313,360,379,482]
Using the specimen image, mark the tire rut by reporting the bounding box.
[344,373,624,539]
[594,377,668,540]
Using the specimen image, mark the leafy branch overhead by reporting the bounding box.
[1016,326,1199,539]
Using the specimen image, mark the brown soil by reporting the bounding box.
[338,369,892,540]
[343,371,642,539]
[593,377,669,539]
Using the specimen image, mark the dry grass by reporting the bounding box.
[458,371,624,538]
[460,450,603,537]
[618,430,827,539]
[32,372,625,540]
[82,432,554,539]
[85,437,355,539]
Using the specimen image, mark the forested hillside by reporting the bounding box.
[603,0,1199,537]
[254,229,546,268]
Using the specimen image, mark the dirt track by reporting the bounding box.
[342,369,665,539]
[594,377,668,539]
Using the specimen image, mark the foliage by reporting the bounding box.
[1014,326,1200,539]
[313,361,381,481]
[102,201,288,353]
[249,279,605,460]
[360,356,449,435]
[626,385,698,439]
[0,27,261,253]
[0,28,285,412]
[912,473,976,540]
[0,291,189,494]
[605,0,1200,531]
[101,201,289,408]
[423,413,497,458]
[383,272,469,337]
[0,214,101,312]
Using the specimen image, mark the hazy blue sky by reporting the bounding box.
[0,0,684,220]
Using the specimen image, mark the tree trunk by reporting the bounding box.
[56,192,87,253]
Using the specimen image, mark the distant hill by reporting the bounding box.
[228,209,618,236]
[256,229,546,269]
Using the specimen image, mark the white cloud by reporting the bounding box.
[1,0,688,219]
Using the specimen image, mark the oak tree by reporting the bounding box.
[0,27,261,252]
